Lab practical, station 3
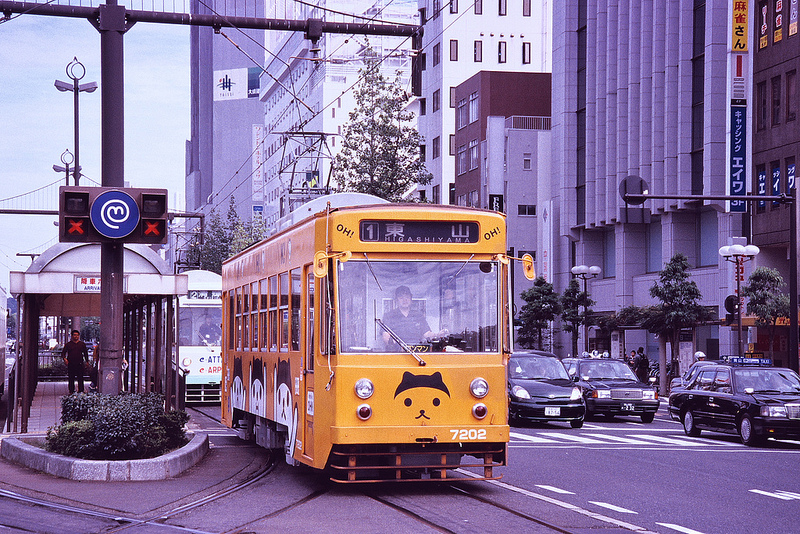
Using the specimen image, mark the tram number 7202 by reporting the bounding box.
[451,429,488,441]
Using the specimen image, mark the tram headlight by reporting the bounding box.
[354,378,374,399]
[470,377,489,398]
[357,404,373,420]
[472,403,488,419]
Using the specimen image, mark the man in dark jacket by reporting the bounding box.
[62,330,89,393]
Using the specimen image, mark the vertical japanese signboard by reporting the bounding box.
[729,1,749,213]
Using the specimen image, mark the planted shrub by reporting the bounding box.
[46,392,189,460]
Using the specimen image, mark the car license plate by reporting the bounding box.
[621,403,635,412]
[545,407,561,416]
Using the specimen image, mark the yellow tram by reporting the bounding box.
[221,196,513,482]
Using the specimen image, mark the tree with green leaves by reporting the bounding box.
[560,278,594,357]
[332,49,432,201]
[643,253,715,393]
[185,197,265,274]
[516,276,562,350]
[742,266,791,361]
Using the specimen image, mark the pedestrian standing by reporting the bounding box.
[62,330,89,394]
[634,346,650,383]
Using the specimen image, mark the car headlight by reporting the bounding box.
[354,378,374,399]
[570,387,582,401]
[470,377,489,398]
[642,390,657,400]
[761,405,788,418]
[511,385,531,400]
[592,390,611,399]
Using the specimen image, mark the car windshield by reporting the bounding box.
[579,360,639,381]
[337,259,500,354]
[734,368,800,394]
[509,356,569,380]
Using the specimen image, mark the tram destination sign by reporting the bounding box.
[360,220,479,243]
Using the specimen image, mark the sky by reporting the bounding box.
[0,9,189,287]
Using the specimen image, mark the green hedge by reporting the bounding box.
[45,392,189,460]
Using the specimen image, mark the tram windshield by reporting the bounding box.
[338,260,500,353]
[179,306,223,347]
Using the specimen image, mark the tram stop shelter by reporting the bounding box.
[8,243,188,432]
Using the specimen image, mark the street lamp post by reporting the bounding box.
[571,264,602,353]
[52,149,75,186]
[719,243,760,357]
[55,57,97,186]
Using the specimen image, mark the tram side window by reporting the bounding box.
[291,269,301,351]
[250,282,259,350]
[280,272,289,351]
[259,278,269,350]
[269,276,278,351]
[228,293,235,350]
[235,288,243,351]
[241,284,249,350]
[307,269,315,370]
[321,275,336,356]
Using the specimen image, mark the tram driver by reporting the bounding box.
[382,285,447,349]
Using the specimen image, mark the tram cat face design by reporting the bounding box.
[231,356,246,411]
[250,358,266,417]
[394,372,451,422]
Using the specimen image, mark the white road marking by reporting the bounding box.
[534,484,574,494]
[656,523,707,534]
[455,469,658,533]
[582,434,653,445]
[626,434,710,446]
[588,501,638,514]
[539,432,608,444]
[509,431,559,443]
[749,489,800,500]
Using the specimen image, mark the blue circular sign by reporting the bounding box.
[90,190,140,239]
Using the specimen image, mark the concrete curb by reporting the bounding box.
[0,432,208,481]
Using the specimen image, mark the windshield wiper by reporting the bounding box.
[375,318,426,366]
[363,253,383,291]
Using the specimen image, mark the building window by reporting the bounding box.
[457,98,468,128]
[474,40,483,62]
[469,92,479,123]
[449,134,456,155]
[517,204,536,216]
[450,0,458,13]
[522,42,531,64]
[757,81,767,130]
[646,220,662,273]
[450,39,458,61]
[498,41,507,63]
[474,0,482,14]
[457,145,467,174]
[420,144,426,162]
[450,87,457,108]
[433,42,441,67]
[523,0,531,16]
[523,152,531,170]
[498,0,506,16]
[469,190,479,207]
[432,136,441,159]
[432,0,440,18]
[697,210,718,267]
[419,98,427,116]
[432,89,440,112]
[603,229,616,277]
[787,70,797,122]
[469,139,479,170]
[433,184,440,204]
[772,75,782,125]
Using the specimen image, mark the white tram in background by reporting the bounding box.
[178,269,222,403]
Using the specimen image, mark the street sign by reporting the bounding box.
[90,189,140,239]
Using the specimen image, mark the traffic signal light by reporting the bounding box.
[59,187,169,244]
[59,188,93,242]
[137,192,168,244]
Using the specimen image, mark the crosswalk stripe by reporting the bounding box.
[581,434,653,445]
[626,434,716,447]
[539,432,608,444]
[510,431,559,443]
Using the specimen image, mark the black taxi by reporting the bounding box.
[507,351,585,428]
[668,360,800,446]
[562,355,659,423]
